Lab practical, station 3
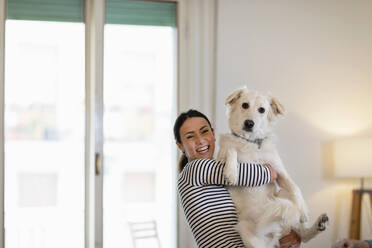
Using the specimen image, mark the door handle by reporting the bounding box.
[95,153,102,175]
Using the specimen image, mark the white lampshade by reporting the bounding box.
[333,137,372,178]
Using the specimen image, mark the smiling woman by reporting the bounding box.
[176,117,215,161]
[173,109,277,248]
[173,109,215,172]
[173,109,306,248]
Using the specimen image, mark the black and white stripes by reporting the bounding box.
[178,159,271,248]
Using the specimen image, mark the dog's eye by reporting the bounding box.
[258,107,265,113]
[242,103,249,109]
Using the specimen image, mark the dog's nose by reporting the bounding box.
[244,120,255,129]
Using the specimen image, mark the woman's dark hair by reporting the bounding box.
[173,109,213,173]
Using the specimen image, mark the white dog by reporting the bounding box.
[217,87,328,248]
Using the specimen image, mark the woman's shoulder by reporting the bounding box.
[184,158,221,170]
[188,158,216,165]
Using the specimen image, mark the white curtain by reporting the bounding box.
[177,0,218,247]
[178,0,217,123]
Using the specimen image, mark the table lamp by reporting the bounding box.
[333,136,372,239]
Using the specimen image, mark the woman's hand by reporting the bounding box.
[332,239,371,248]
[279,230,301,248]
[265,163,278,183]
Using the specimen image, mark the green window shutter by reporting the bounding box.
[7,0,83,23]
[106,0,176,27]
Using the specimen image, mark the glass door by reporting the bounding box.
[4,20,85,248]
[1,1,177,248]
[103,24,177,248]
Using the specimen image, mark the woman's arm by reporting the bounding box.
[180,158,272,187]
[279,231,301,248]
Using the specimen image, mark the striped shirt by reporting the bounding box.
[177,158,271,248]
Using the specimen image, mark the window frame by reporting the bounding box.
[0,0,6,246]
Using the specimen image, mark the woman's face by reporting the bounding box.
[176,117,215,161]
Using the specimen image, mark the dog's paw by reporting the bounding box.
[317,213,329,232]
[224,162,239,185]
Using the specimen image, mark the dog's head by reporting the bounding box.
[225,87,285,139]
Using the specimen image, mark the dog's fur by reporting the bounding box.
[217,87,328,248]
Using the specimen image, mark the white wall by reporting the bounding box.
[215,0,372,247]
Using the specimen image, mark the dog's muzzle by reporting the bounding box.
[243,119,254,132]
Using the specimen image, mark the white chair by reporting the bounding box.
[128,220,161,248]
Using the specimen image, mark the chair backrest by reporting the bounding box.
[128,220,161,248]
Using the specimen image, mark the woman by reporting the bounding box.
[174,109,301,248]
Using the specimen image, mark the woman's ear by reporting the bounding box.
[176,141,184,153]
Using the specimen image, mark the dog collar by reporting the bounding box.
[231,132,266,149]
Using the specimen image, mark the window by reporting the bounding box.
[4,20,85,248]
[1,0,178,247]
[103,24,176,248]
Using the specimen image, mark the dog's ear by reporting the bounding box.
[269,97,285,120]
[225,88,244,106]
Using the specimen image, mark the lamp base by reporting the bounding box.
[349,189,372,239]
